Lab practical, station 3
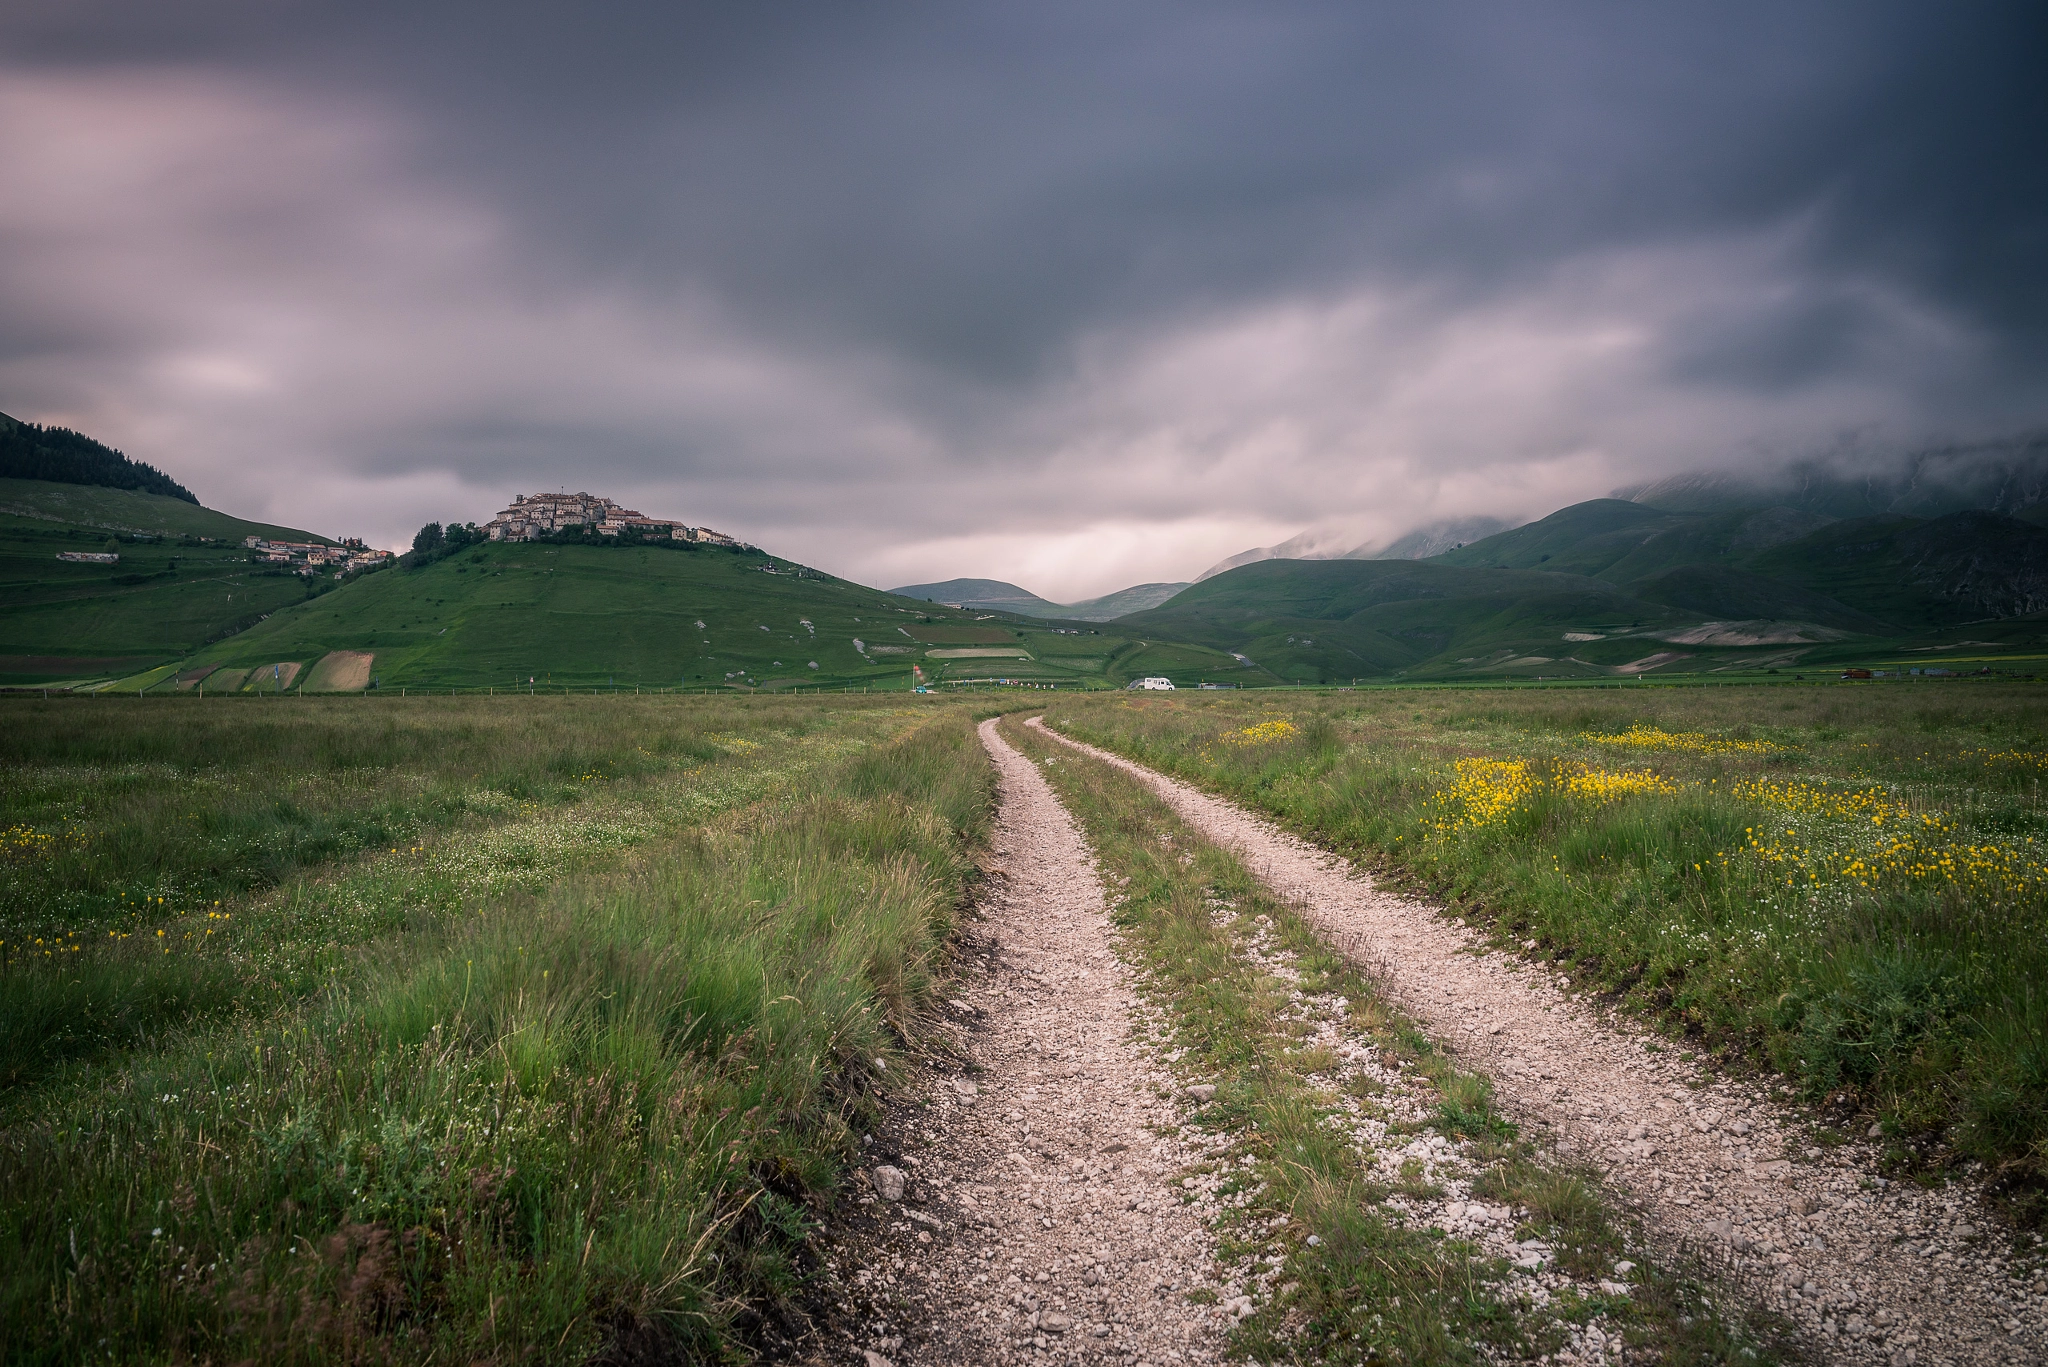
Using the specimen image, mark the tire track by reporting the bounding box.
[1029,716,2034,1366]
[810,719,1230,1366]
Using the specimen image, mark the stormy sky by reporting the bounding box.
[2,3,2043,599]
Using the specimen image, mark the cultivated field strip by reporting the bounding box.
[1029,717,2030,1365]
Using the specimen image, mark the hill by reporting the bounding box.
[0,478,343,685]
[0,411,197,503]
[1119,558,1684,683]
[889,577,1060,614]
[886,576,1193,622]
[1060,581,1191,620]
[172,540,1267,692]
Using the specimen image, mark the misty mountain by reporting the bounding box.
[1616,434,2048,521]
[1193,514,1518,582]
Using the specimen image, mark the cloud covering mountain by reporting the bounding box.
[1,2,2043,599]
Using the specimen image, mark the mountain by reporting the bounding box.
[1616,433,2048,521]
[0,411,197,503]
[1116,485,2048,681]
[887,578,1060,613]
[884,576,1192,621]
[1194,515,1518,582]
[1121,558,1680,683]
[1,477,342,685]
[1059,581,1191,620]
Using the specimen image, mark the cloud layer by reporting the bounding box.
[2,2,2043,600]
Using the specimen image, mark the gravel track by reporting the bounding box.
[1029,717,2035,1366]
[806,719,1232,1366]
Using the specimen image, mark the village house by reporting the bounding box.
[242,535,390,573]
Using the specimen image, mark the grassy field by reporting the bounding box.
[0,479,339,681]
[0,693,996,1362]
[1038,682,2048,1214]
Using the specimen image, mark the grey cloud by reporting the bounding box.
[0,2,2043,598]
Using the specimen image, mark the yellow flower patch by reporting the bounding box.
[1583,723,1785,755]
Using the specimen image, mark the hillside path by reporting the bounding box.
[810,718,1229,1366]
[1027,716,2034,1366]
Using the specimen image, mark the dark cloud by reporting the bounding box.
[0,1,2042,598]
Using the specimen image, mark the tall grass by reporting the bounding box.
[0,697,916,1089]
[0,693,878,944]
[1042,685,2048,1207]
[1,707,993,1362]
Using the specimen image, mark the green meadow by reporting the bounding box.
[0,478,337,683]
[0,693,994,1362]
[1039,682,2048,1213]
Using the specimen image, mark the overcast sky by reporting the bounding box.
[2,3,2043,598]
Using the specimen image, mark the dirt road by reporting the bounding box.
[1029,716,2034,1365]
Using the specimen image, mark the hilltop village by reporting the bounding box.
[243,535,391,574]
[485,491,750,547]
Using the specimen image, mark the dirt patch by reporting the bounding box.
[302,651,374,692]
[1031,717,2034,1365]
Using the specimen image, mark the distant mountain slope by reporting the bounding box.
[887,577,1059,614]
[0,411,197,503]
[1192,515,1516,582]
[1119,558,1679,682]
[1431,499,1693,575]
[1060,581,1190,620]
[1431,495,2048,633]
[1617,434,2048,520]
[1748,511,2048,629]
[885,576,1191,621]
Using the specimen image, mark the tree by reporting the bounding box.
[412,522,445,555]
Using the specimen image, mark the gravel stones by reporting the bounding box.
[1031,717,2032,1367]
[801,720,1230,1365]
[873,1166,908,1202]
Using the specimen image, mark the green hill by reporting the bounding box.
[175,539,1266,692]
[888,577,1061,614]
[0,478,341,685]
[1118,558,1686,683]
[886,576,1194,622]
[0,410,197,503]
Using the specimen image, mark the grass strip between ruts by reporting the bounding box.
[1003,714,1793,1365]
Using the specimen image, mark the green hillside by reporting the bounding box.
[176,539,1267,692]
[1118,558,1686,683]
[0,479,340,684]
[0,410,197,503]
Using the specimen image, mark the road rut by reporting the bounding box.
[1029,716,2034,1366]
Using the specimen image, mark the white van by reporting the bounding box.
[1127,676,1175,691]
